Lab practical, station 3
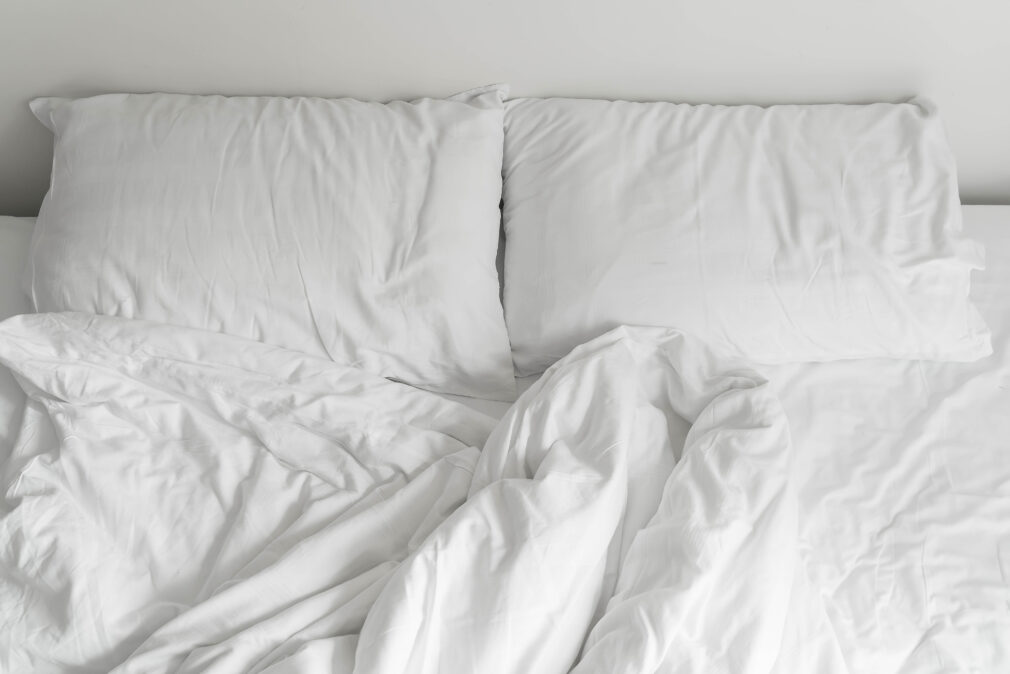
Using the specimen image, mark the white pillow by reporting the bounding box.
[503,97,991,376]
[29,87,515,400]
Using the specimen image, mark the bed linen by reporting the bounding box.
[760,208,1010,671]
[457,205,1010,670]
[502,97,990,376]
[0,312,827,672]
[0,207,1007,672]
[27,88,515,400]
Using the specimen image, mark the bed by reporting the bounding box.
[1,206,1007,672]
[0,91,1007,673]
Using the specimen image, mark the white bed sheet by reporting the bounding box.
[762,209,1010,669]
[1,207,1008,670]
[451,205,1010,669]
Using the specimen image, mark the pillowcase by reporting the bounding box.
[503,96,991,376]
[28,87,515,400]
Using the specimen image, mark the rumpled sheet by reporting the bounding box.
[0,313,840,673]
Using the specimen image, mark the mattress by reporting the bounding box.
[0,207,1008,670]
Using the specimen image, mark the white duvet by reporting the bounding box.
[0,312,840,673]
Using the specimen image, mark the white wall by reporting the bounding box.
[2,0,1008,216]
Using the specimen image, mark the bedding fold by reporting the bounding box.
[0,313,837,673]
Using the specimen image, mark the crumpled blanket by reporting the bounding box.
[0,313,841,673]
